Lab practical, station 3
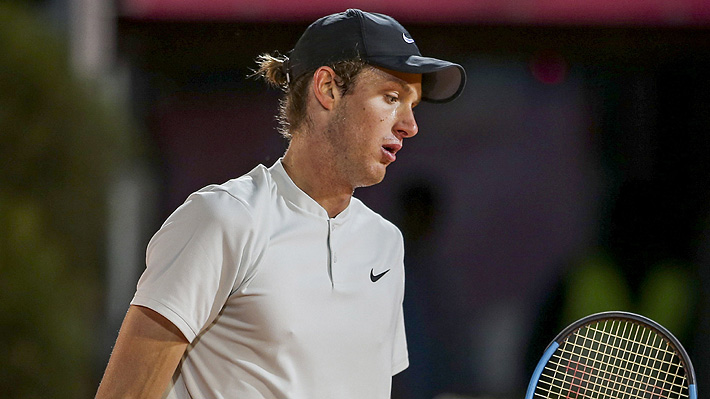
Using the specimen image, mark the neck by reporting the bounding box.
[281,138,353,218]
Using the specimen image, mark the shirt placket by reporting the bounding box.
[326,218,341,285]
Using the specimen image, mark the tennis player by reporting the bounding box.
[96,9,465,399]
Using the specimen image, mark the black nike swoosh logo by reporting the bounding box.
[370,268,390,282]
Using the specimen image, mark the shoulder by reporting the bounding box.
[153,165,277,243]
[181,164,274,221]
[349,198,403,243]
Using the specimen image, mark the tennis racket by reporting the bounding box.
[525,311,697,399]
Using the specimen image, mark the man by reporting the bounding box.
[96,9,465,399]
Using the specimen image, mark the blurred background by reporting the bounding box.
[1,0,709,398]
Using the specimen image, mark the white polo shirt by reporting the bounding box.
[131,159,408,399]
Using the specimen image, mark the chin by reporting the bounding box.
[356,167,387,188]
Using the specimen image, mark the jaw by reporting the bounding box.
[351,158,388,189]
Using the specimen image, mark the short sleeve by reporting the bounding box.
[131,188,257,343]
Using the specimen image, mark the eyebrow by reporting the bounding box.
[372,68,422,105]
[395,79,422,108]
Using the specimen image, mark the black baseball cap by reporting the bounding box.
[285,9,466,103]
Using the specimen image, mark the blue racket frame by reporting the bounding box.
[525,311,697,399]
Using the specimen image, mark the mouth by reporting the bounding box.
[381,142,402,163]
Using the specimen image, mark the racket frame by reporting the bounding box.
[525,311,697,399]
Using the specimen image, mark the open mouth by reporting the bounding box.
[382,143,401,155]
[381,143,402,163]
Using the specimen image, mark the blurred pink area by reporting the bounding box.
[121,0,710,25]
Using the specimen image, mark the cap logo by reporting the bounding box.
[402,33,415,44]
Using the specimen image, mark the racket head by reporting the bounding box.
[525,311,697,399]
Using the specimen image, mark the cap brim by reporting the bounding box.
[367,55,466,103]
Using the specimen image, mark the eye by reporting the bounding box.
[385,94,399,104]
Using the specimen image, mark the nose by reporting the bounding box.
[394,106,418,139]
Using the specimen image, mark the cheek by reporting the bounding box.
[349,100,395,136]
[355,106,384,128]
[368,106,396,125]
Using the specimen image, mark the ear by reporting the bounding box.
[312,66,340,110]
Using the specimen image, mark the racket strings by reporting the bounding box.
[580,323,686,392]
[563,323,686,394]
[539,323,687,399]
[543,328,686,399]
[539,347,685,399]
[535,319,689,399]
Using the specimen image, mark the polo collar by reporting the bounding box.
[269,159,353,222]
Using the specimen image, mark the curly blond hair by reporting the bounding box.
[253,53,366,139]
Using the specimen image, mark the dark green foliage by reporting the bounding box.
[1,3,132,397]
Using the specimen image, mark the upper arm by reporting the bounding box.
[134,190,258,342]
[96,305,189,399]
